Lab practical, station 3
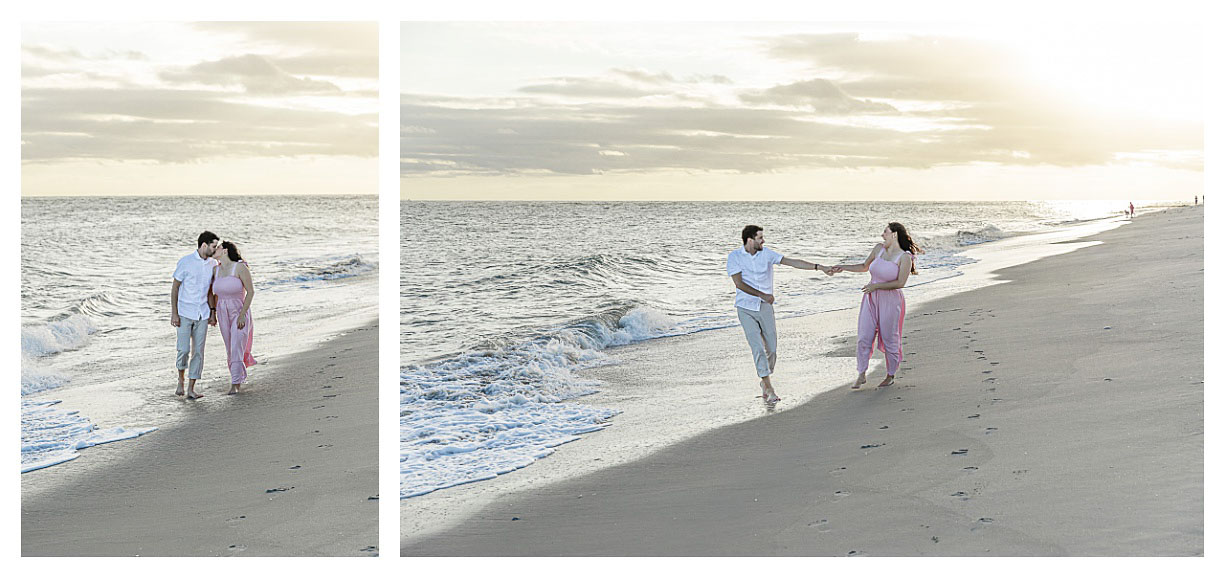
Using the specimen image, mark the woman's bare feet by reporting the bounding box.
[852,373,867,389]
[226,386,239,395]
[877,375,894,388]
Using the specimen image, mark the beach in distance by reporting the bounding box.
[402,204,1203,556]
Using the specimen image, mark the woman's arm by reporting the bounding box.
[864,254,912,292]
[238,262,255,321]
[835,244,880,273]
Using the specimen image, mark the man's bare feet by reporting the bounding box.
[759,379,780,403]
[878,375,894,388]
[186,391,204,400]
[852,373,867,389]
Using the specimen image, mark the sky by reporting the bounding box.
[401,21,1203,201]
[21,22,379,196]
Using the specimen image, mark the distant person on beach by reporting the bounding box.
[1129,202,1135,218]
[171,231,221,399]
[211,241,256,394]
[1195,196,1198,205]
[727,225,834,403]
[830,223,922,389]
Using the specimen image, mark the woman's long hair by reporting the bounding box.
[220,240,243,264]
[888,222,922,274]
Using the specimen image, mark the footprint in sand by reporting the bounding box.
[318,444,333,448]
[228,544,247,553]
[265,487,294,493]
[225,515,247,527]
[830,466,847,475]
[985,428,998,435]
[323,394,338,398]
[360,546,378,554]
[982,370,992,374]
[808,519,832,532]
[289,465,302,470]
[967,414,980,419]
[951,491,970,500]
[951,449,969,456]
[990,362,1000,366]
[313,405,325,410]
[833,490,850,501]
[963,466,978,471]
[879,425,889,430]
[847,550,864,557]
[983,378,997,383]
[860,443,885,450]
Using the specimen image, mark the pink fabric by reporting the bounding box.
[857,249,907,375]
[214,270,255,384]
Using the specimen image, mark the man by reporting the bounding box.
[171,231,220,399]
[727,225,832,403]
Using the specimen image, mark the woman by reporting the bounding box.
[210,241,256,394]
[833,222,921,389]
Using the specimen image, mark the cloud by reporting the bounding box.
[22,87,376,163]
[741,79,897,114]
[22,44,148,62]
[161,54,342,95]
[518,76,667,99]
[190,22,378,79]
[402,84,1201,177]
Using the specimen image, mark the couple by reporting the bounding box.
[170,231,256,399]
[727,223,920,402]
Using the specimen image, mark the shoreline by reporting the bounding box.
[402,205,1202,555]
[400,210,1130,539]
[22,321,379,557]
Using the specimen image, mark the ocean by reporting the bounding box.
[21,195,378,473]
[399,200,1156,499]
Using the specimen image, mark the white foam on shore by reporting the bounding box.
[21,399,157,473]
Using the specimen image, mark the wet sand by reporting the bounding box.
[402,206,1202,556]
[22,322,379,557]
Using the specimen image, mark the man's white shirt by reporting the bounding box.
[174,251,217,321]
[726,246,783,312]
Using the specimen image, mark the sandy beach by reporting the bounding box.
[22,322,379,557]
[402,206,1202,556]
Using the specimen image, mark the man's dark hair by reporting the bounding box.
[741,225,763,245]
[198,231,219,248]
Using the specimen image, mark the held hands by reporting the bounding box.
[208,312,218,327]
